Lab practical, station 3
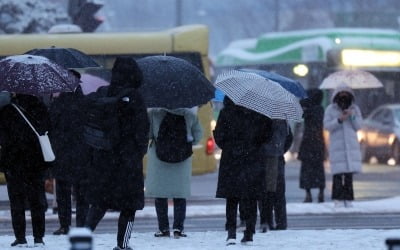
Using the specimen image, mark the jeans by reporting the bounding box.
[155,198,186,231]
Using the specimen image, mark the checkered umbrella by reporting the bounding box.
[215,70,303,121]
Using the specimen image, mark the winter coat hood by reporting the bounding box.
[108,56,142,96]
[330,83,355,103]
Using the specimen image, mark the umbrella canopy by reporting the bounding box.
[239,68,307,99]
[24,46,100,69]
[137,55,215,109]
[80,73,109,95]
[215,70,303,121]
[0,54,80,96]
[319,69,383,89]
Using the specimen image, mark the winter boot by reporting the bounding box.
[240,230,253,245]
[173,229,187,238]
[303,191,312,203]
[10,238,27,247]
[154,230,170,237]
[34,237,45,247]
[318,189,324,203]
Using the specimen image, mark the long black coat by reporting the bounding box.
[49,87,90,182]
[85,87,150,211]
[0,94,51,173]
[214,99,272,199]
[298,89,326,189]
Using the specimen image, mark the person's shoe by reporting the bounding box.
[113,246,133,250]
[240,230,253,245]
[344,200,353,208]
[154,230,170,237]
[10,238,27,247]
[318,192,324,203]
[303,193,312,203]
[53,226,70,235]
[334,200,345,208]
[226,229,236,245]
[34,237,45,247]
[173,229,187,238]
[226,238,236,246]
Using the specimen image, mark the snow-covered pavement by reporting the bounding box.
[0,229,398,250]
[1,197,400,249]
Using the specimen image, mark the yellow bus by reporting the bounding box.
[0,24,217,182]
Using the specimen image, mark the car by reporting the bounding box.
[358,104,400,165]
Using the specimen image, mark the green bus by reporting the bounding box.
[216,28,400,117]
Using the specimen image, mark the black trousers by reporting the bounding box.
[155,198,186,231]
[56,179,89,228]
[259,159,287,229]
[5,169,47,240]
[85,205,136,249]
[227,198,257,235]
[332,173,354,200]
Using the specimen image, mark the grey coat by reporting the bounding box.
[323,85,363,175]
[145,108,203,199]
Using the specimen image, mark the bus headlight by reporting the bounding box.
[293,64,309,77]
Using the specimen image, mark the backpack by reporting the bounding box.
[155,112,193,163]
[83,88,132,150]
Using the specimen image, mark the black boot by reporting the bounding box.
[303,190,312,203]
[10,238,27,247]
[240,230,253,245]
[318,189,324,203]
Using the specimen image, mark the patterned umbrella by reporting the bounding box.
[0,55,80,96]
[320,69,383,89]
[239,68,307,99]
[215,70,303,121]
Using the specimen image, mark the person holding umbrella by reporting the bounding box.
[0,93,51,247]
[214,96,272,245]
[0,54,81,247]
[83,57,149,250]
[145,106,203,238]
[323,83,363,208]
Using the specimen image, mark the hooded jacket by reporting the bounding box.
[85,56,150,210]
[323,84,363,174]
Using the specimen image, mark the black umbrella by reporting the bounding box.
[24,46,100,69]
[137,55,215,109]
[0,55,80,96]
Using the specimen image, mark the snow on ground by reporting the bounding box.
[0,229,398,250]
[2,196,400,220]
[1,197,400,249]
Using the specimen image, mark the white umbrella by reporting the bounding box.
[319,69,383,89]
[215,70,303,122]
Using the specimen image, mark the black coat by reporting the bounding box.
[298,89,326,189]
[49,87,90,182]
[0,95,51,173]
[85,87,150,211]
[214,99,272,199]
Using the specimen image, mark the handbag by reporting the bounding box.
[12,104,56,162]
